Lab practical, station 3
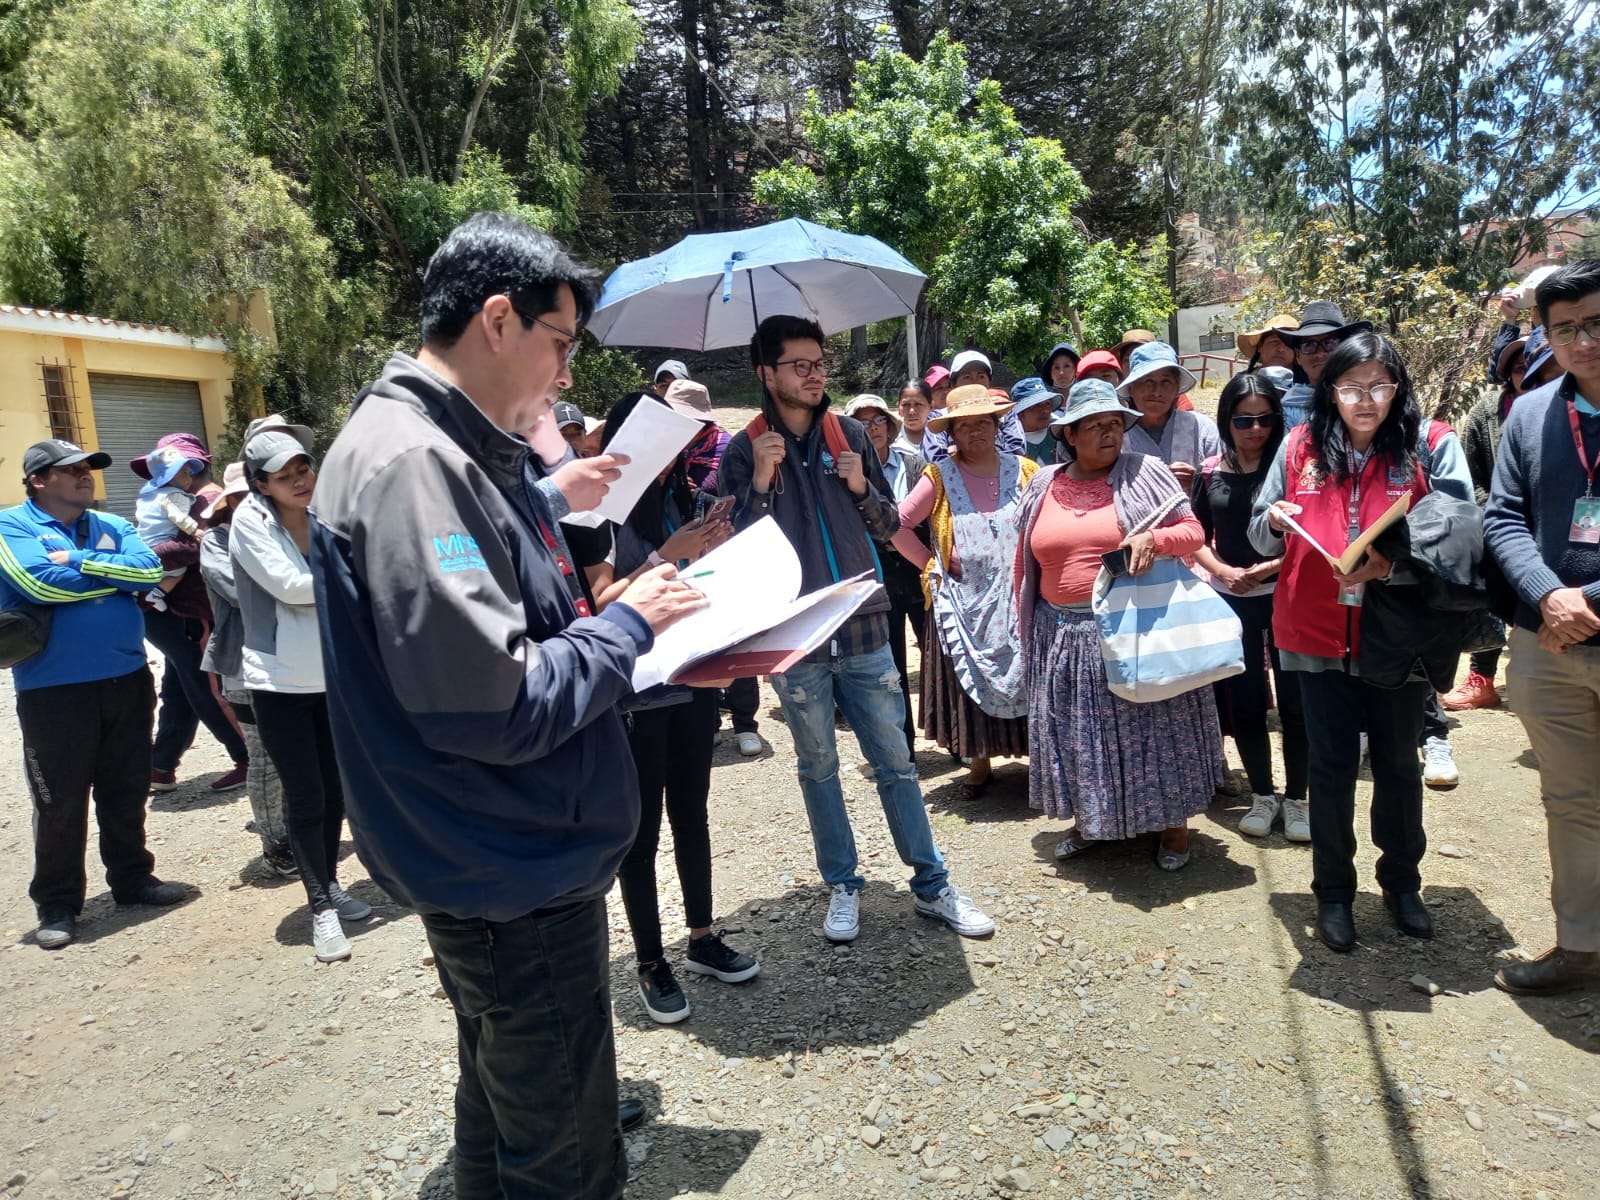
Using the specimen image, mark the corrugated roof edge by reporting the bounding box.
[0,304,231,351]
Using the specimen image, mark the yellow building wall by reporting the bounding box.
[0,328,234,507]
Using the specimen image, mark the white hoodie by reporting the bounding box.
[230,492,324,693]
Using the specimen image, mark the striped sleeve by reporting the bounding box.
[0,513,117,603]
[74,515,164,589]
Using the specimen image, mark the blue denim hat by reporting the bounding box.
[1008,376,1061,417]
[1116,341,1198,397]
[1049,379,1143,435]
[1522,326,1555,382]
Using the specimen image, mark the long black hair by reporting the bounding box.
[1216,372,1285,472]
[900,378,933,404]
[1307,331,1420,484]
[600,391,695,547]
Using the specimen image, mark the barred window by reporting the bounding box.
[41,362,78,442]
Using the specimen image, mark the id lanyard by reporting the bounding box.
[1571,400,1598,498]
[534,515,591,618]
[1343,445,1373,540]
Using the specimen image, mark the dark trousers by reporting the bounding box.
[1469,647,1502,678]
[251,690,345,913]
[18,669,157,918]
[619,690,718,964]
[422,899,624,1200]
[145,608,247,770]
[886,586,925,753]
[723,676,759,735]
[1295,670,1430,904]
[1223,594,1308,800]
[1420,689,1449,744]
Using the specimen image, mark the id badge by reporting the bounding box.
[1572,496,1600,544]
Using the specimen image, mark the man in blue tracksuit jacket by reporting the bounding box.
[0,440,189,950]
[311,213,703,1200]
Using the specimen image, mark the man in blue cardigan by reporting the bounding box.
[1484,258,1600,995]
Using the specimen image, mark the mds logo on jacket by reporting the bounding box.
[433,533,487,573]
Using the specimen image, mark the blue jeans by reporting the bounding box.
[769,643,948,900]
[421,898,624,1200]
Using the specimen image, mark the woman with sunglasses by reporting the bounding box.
[1249,332,1473,952]
[1275,303,1374,430]
[1192,374,1308,842]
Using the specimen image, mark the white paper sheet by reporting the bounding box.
[709,575,880,661]
[559,399,706,528]
[630,518,804,689]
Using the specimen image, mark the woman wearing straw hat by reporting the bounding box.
[891,385,1038,798]
[1117,341,1224,494]
[1236,315,1300,372]
[1015,380,1226,871]
[847,393,927,752]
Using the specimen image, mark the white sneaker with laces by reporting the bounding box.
[1422,737,1460,789]
[1238,793,1281,838]
[736,731,763,757]
[823,885,860,943]
[1282,796,1311,842]
[913,885,996,937]
[312,910,351,963]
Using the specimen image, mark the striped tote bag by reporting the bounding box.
[1092,493,1245,703]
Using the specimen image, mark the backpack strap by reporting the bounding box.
[743,413,769,441]
[820,411,851,460]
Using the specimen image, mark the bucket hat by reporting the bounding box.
[1049,379,1143,436]
[663,379,714,422]
[1042,342,1080,373]
[927,384,1012,432]
[845,393,900,435]
[1522,326,1555,381]
[130,432,211,480]
[141,444,207,490]
[1495,335,1529,383]
[1116,341,1198,397]
[200,461,250,521]
[1276,302,1372,346]
[1111,329,1157,362]
[1008,376,1061,418]
[1236,314,1300,360]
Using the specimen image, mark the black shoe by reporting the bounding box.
[113,878,189,907]
[36,913,75,950]
[620,1097,646,1131]
[1383,890,1435,939]
[262,845,300,879]
[1316,901,1356,952]
[638,960,690,1025]
[684,932,761,984]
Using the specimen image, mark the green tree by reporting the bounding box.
[753,33,1091,370]
[1071,239,1175,352]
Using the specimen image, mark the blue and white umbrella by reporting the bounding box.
[588,217,926,350]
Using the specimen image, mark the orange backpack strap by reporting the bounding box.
[744,411,852,460]
[744,413,769,441]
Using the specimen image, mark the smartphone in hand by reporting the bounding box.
[1100,547,1131,577]
[702,494,735,525]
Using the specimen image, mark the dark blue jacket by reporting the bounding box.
[311,354,653,921]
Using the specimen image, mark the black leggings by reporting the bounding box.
[1223,593,1308,801]
[618,689,718,965]
[251,690,345,913]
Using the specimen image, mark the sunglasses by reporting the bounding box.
[1230,413,1281,431]
[1295,336,1344,355]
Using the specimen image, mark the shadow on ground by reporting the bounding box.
[923,759,1036,823]
[148,773,246,812]
[271,871,400,947]
[34,887,202,947]
[1027,825,1258,911]
[609,880,976,1062]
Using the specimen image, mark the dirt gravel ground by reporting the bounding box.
[1,646,1596,1200]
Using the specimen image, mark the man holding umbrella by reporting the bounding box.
[720,314,996,944]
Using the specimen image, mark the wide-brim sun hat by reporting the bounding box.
[1049,379,1143,436]
[1522,326,1555,379]
[1074,350,1125,381]
[948,349,993,379]
[201,460,250,520]
[1042,342,1079,373]
[1236,314,1300,360]
[927,384,1012,432]
[1276,301,1373,346]
[1116,340,1198,397]
[243,422,315,479]
[130,431,211,480]
[141,444,208,490]
[1496,335,1530,382]
[662,378,714,422]
[1008,376,1060,417]
[845,393,900,435]
[1111,329,1157,361]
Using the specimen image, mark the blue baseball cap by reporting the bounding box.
[1008,376,1061,417]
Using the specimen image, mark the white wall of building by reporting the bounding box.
[1175,302,1241,357]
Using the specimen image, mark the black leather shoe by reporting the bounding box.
[1316,901,1356,952]
[620,1097,646,1131]
[1383,891,1434,939]
[36,913,76,950]
[113,878,189,906]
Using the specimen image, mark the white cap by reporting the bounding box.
[653,358,690,383]
[949,350,992,379]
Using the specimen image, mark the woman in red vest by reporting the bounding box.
[1248,332,1473,953]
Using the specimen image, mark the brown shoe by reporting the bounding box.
[1494,946,1600,995]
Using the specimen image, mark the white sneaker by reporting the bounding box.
[312,910,351,962]
[1422,737,1460,789]
[1282,796,1311,842]
[913,885,996,938]
[1238,793,1281,838]
[823,885,860,943]
[736,731,763,757]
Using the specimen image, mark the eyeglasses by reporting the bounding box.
[1230,413,1282,430]
[1549,317,1600,347]
[773,358,827,378]
[1333,382,1399,406]
[495,294,581,365]
[860,414,889,428]
[1296,336,1343,355]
